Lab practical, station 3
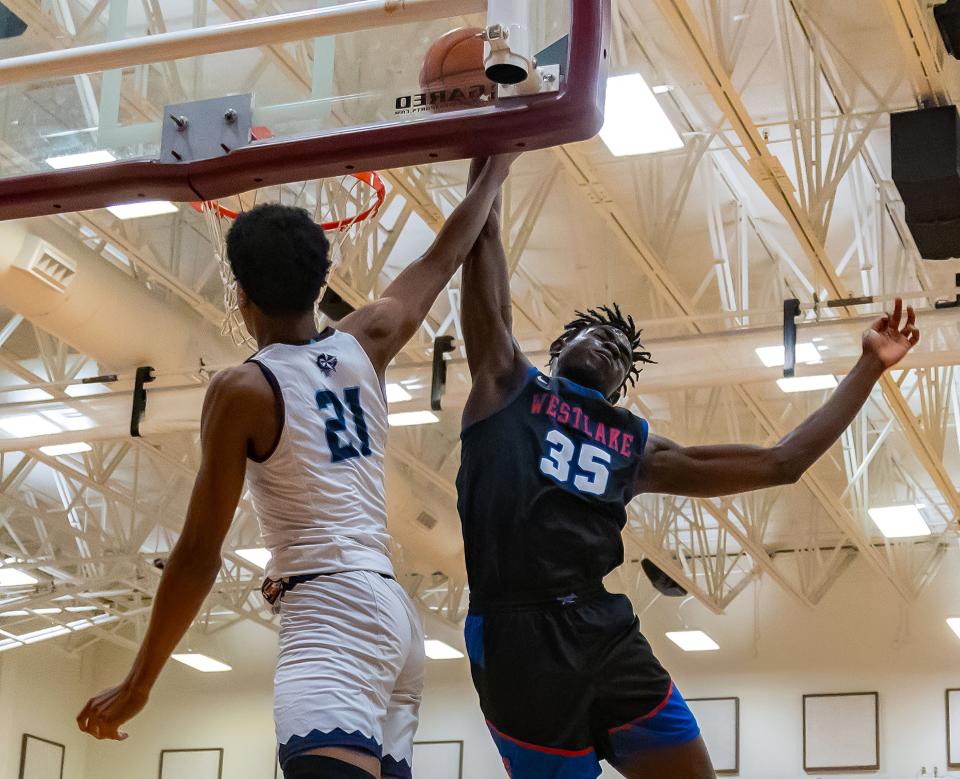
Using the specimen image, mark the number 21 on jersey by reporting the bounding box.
[539,429,611,496]
[315,386,371,463]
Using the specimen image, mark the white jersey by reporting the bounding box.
[246,328,393,579]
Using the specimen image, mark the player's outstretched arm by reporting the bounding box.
[460,158,532,430]
[636,299,920,498]
[339,153,519,376]
[77,366,268,740]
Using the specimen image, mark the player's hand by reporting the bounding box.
[862,298,920,370]
[77,681,148,740]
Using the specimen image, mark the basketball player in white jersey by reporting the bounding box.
[77,153,519,779]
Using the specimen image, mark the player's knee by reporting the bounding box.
[283,755,377,779]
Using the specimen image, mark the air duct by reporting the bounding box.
[0,218,244,374]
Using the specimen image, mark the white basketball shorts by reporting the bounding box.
[274,570,425,778]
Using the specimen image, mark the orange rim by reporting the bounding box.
[190,126,386,231]
[190,170,386,231]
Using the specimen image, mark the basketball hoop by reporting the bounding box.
[192,168,386,350]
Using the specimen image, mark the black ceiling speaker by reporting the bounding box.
[936,0,960,58]
[891,105,960,259]
[0,4,26,39]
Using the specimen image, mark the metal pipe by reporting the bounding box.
[0,0,486,87]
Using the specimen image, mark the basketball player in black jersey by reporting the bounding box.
[456,162,921,779]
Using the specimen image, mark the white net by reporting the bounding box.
[195,173,385,350]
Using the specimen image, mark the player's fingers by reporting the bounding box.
[901,306,916,335]
[909,328,921,346]
[890,297,903,329]
[871,314,889,333]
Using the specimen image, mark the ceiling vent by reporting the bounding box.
[14,240,77,292]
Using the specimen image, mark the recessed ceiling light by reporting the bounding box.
[868,505,931,539]
[65,383,110,398]
[755,343,822,368]
[948,618,960,640]
[171,653,232,673]
[0,568,39,587]
[388,411,439,427]
[424,639,464,660]
[236,548,272,570]
[39,442,92,457]
[1,388,54,403]
[776,375,838,393]
[45,150,117,169]
[600,74,684,157]
[0,414,60,438]
[386,383,413,403]
[106,201,179,220]
[665,630,719,652]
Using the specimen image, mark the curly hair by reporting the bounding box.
[226,203,331,316]
[549,303,655,402]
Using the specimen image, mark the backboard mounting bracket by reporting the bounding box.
[160,94,253,164]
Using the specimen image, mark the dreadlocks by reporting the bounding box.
[549,303,655,402]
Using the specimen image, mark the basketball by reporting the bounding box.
[419,27,497,111]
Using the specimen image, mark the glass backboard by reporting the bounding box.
[0,0,608,219]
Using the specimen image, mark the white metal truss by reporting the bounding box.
[1,0,959,658]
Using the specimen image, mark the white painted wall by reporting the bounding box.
[0,644,91,779]
[83,621,278,779]
[637,547,960,779]
[2,549,960,779]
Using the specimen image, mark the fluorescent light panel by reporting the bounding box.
[65,383,110,398]
[236,547,272,570]
[665,630,720,652]
[0,414,60,438]
[40,442,92,457]
[755,343,822,368]
[776,375,838,393]
[0,568,39,587]
[386,383,413,403]
[171,653,232,673]
[600,74,684,157]
[46,150,117,169]
[107,201,179,220]
[948,618,960,640]
[388,411,439,427]
[424,640,464,660]
[867,505,931,539]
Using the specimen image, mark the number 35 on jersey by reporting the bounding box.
[539,429,612,496]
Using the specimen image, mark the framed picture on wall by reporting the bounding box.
[158,748,223,779]
[413,740,463,779]
[948,689,960,768]
[18,734,65,779]
[803,692,879,772]
[687,697,739,775]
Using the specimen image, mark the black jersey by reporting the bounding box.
[456,368,649,601]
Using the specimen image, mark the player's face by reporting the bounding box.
[554,325,633,401]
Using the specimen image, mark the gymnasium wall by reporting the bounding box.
[1,550,959,778]
[0,643,91,779]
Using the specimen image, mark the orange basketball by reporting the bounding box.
[419,27,497,111]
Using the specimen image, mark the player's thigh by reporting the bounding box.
[608,735,715,779]
[381,580,425,779]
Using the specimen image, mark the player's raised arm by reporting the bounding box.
[77,366,270,740]
[636,299,920,498]
[460,159,532,430]
[339,153,519,376]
